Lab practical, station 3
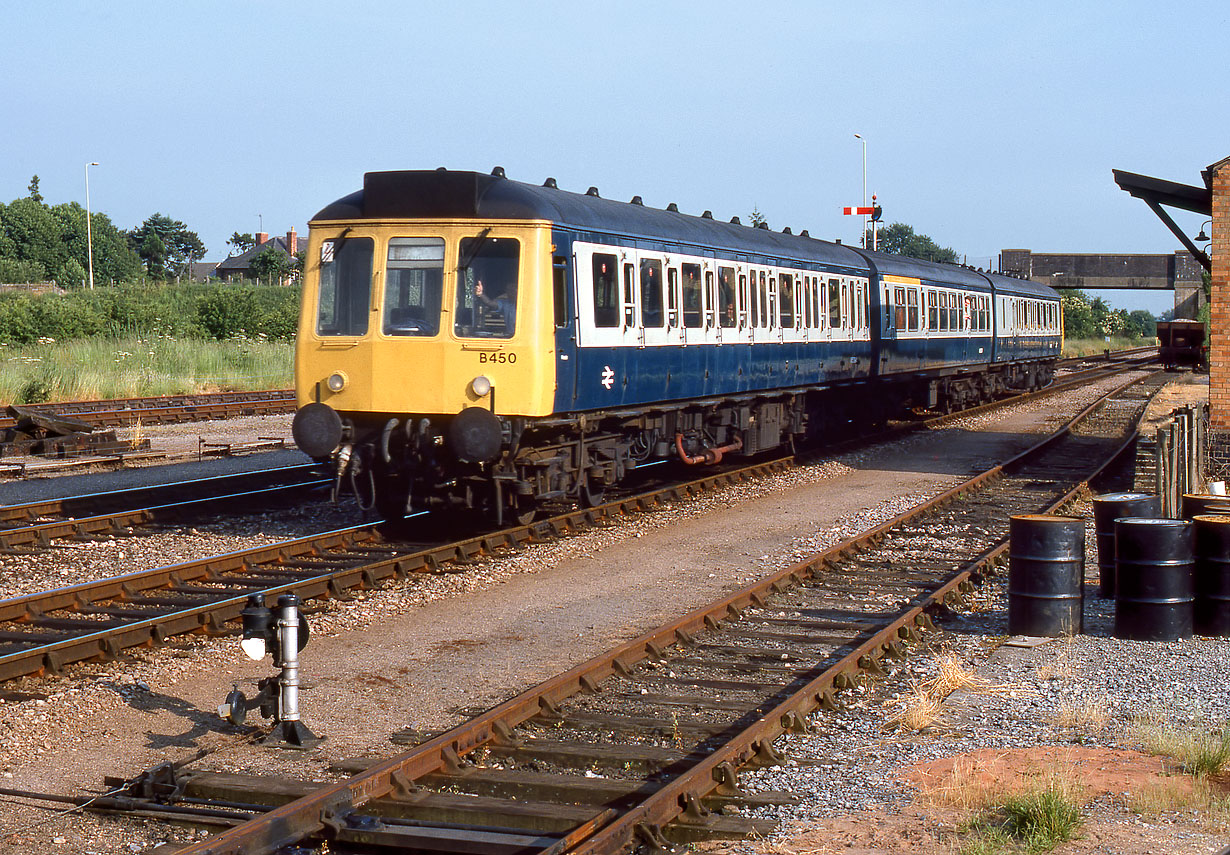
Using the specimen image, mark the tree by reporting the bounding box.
[1126,310,1156,339]
[228,232,255,254]
[27,175,42,203]
[139,231,167,278]
[127,213,206,280]
[248,245,294,286]
[50,202,142,284]
[0,197,68,277]
[749,207,768,229]
[1059,291,1095,338]
[59,257,86,289]
[866,222,959,263]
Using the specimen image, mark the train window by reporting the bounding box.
[779,274,794,328]
[749,270,760,328]
[384,236,446,337]
[704,270,717,329]
[592,253,619,328]
[906,288,919,332]
[939,292,949,331]
[316,236,373,337]
[927,291,937,330]
[682,263,703,328]
[667,267,680,328]
[832,279,844,329]
[640,258,664,328]
[803,276,814,328]
[553,257,567,328]
[948,293,958,331]
[623,263,635,327]
[454,236,517,339]
[718,267,736,328]
[883,286,892,332]
[738,272,749,328]
[757,273,767,329]
[892,286,905,331]
[763,272,774,329]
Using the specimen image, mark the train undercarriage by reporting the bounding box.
[324,360,1055,524]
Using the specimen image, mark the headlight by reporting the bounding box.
[326,372,347,393]
[470,375,492,397]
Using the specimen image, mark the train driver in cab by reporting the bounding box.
[473,279,516,337]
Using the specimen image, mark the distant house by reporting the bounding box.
[187,261,218,282]
[215,229,306,285]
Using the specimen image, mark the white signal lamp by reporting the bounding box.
[470,375,492,397]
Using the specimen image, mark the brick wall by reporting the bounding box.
[1210,160,1230,432]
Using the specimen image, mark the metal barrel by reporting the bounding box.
[1181,493,1230,520]
[1113,517,1194,641]
[1193,515,1230,637]
[1008,514,1084,637]
[1091,492,1159,598]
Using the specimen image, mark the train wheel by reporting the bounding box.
[580,475,606,508]
[511,496,537,526]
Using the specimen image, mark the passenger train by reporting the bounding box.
[291,168,1062,522]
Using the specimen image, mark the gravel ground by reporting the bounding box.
[3,372,1220,854]
[702,496,1230,854]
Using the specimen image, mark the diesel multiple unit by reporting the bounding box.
[292,169,1062,522]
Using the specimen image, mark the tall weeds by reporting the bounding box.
[0,336,292,403]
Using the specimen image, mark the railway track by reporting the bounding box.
[10,367,1158,853]
[0,464,329,553]
[0,389,295,431]
[0,360,1155,686]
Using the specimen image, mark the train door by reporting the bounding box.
[571,241,637,409]
[552,236,578,406]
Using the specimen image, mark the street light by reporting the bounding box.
[854,134,867,247]
[85,162,99,289]
[1196,219,1212,243]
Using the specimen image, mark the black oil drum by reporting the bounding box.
[1193,515,1230,637]
[1114,517,1193,641]
[1181,493,1230,520]
[1091,492,1159,598]
[1008,514,1084,637]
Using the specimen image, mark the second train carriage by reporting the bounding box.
[292,169,1062,521]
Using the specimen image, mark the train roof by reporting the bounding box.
[313,169,1057,299]
[980,270,1060,299]
[314,169,869,271]
[851,247,992,290]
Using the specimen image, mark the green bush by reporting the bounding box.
[0,282,301,345]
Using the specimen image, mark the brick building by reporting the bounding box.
[1208,158,1230,440]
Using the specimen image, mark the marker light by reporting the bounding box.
[326,372,348,392]
[471,375,492,397]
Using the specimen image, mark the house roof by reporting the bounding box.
[216,236,307,271]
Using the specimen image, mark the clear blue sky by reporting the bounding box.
[5,1,1226,315]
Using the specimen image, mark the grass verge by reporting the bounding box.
[0,336,293,403]
[1062,336,1151,357]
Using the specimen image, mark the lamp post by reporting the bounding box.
[854,134,867,247]
[85,162,99,289]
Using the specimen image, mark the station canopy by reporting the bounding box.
[1113,168,1213,272]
